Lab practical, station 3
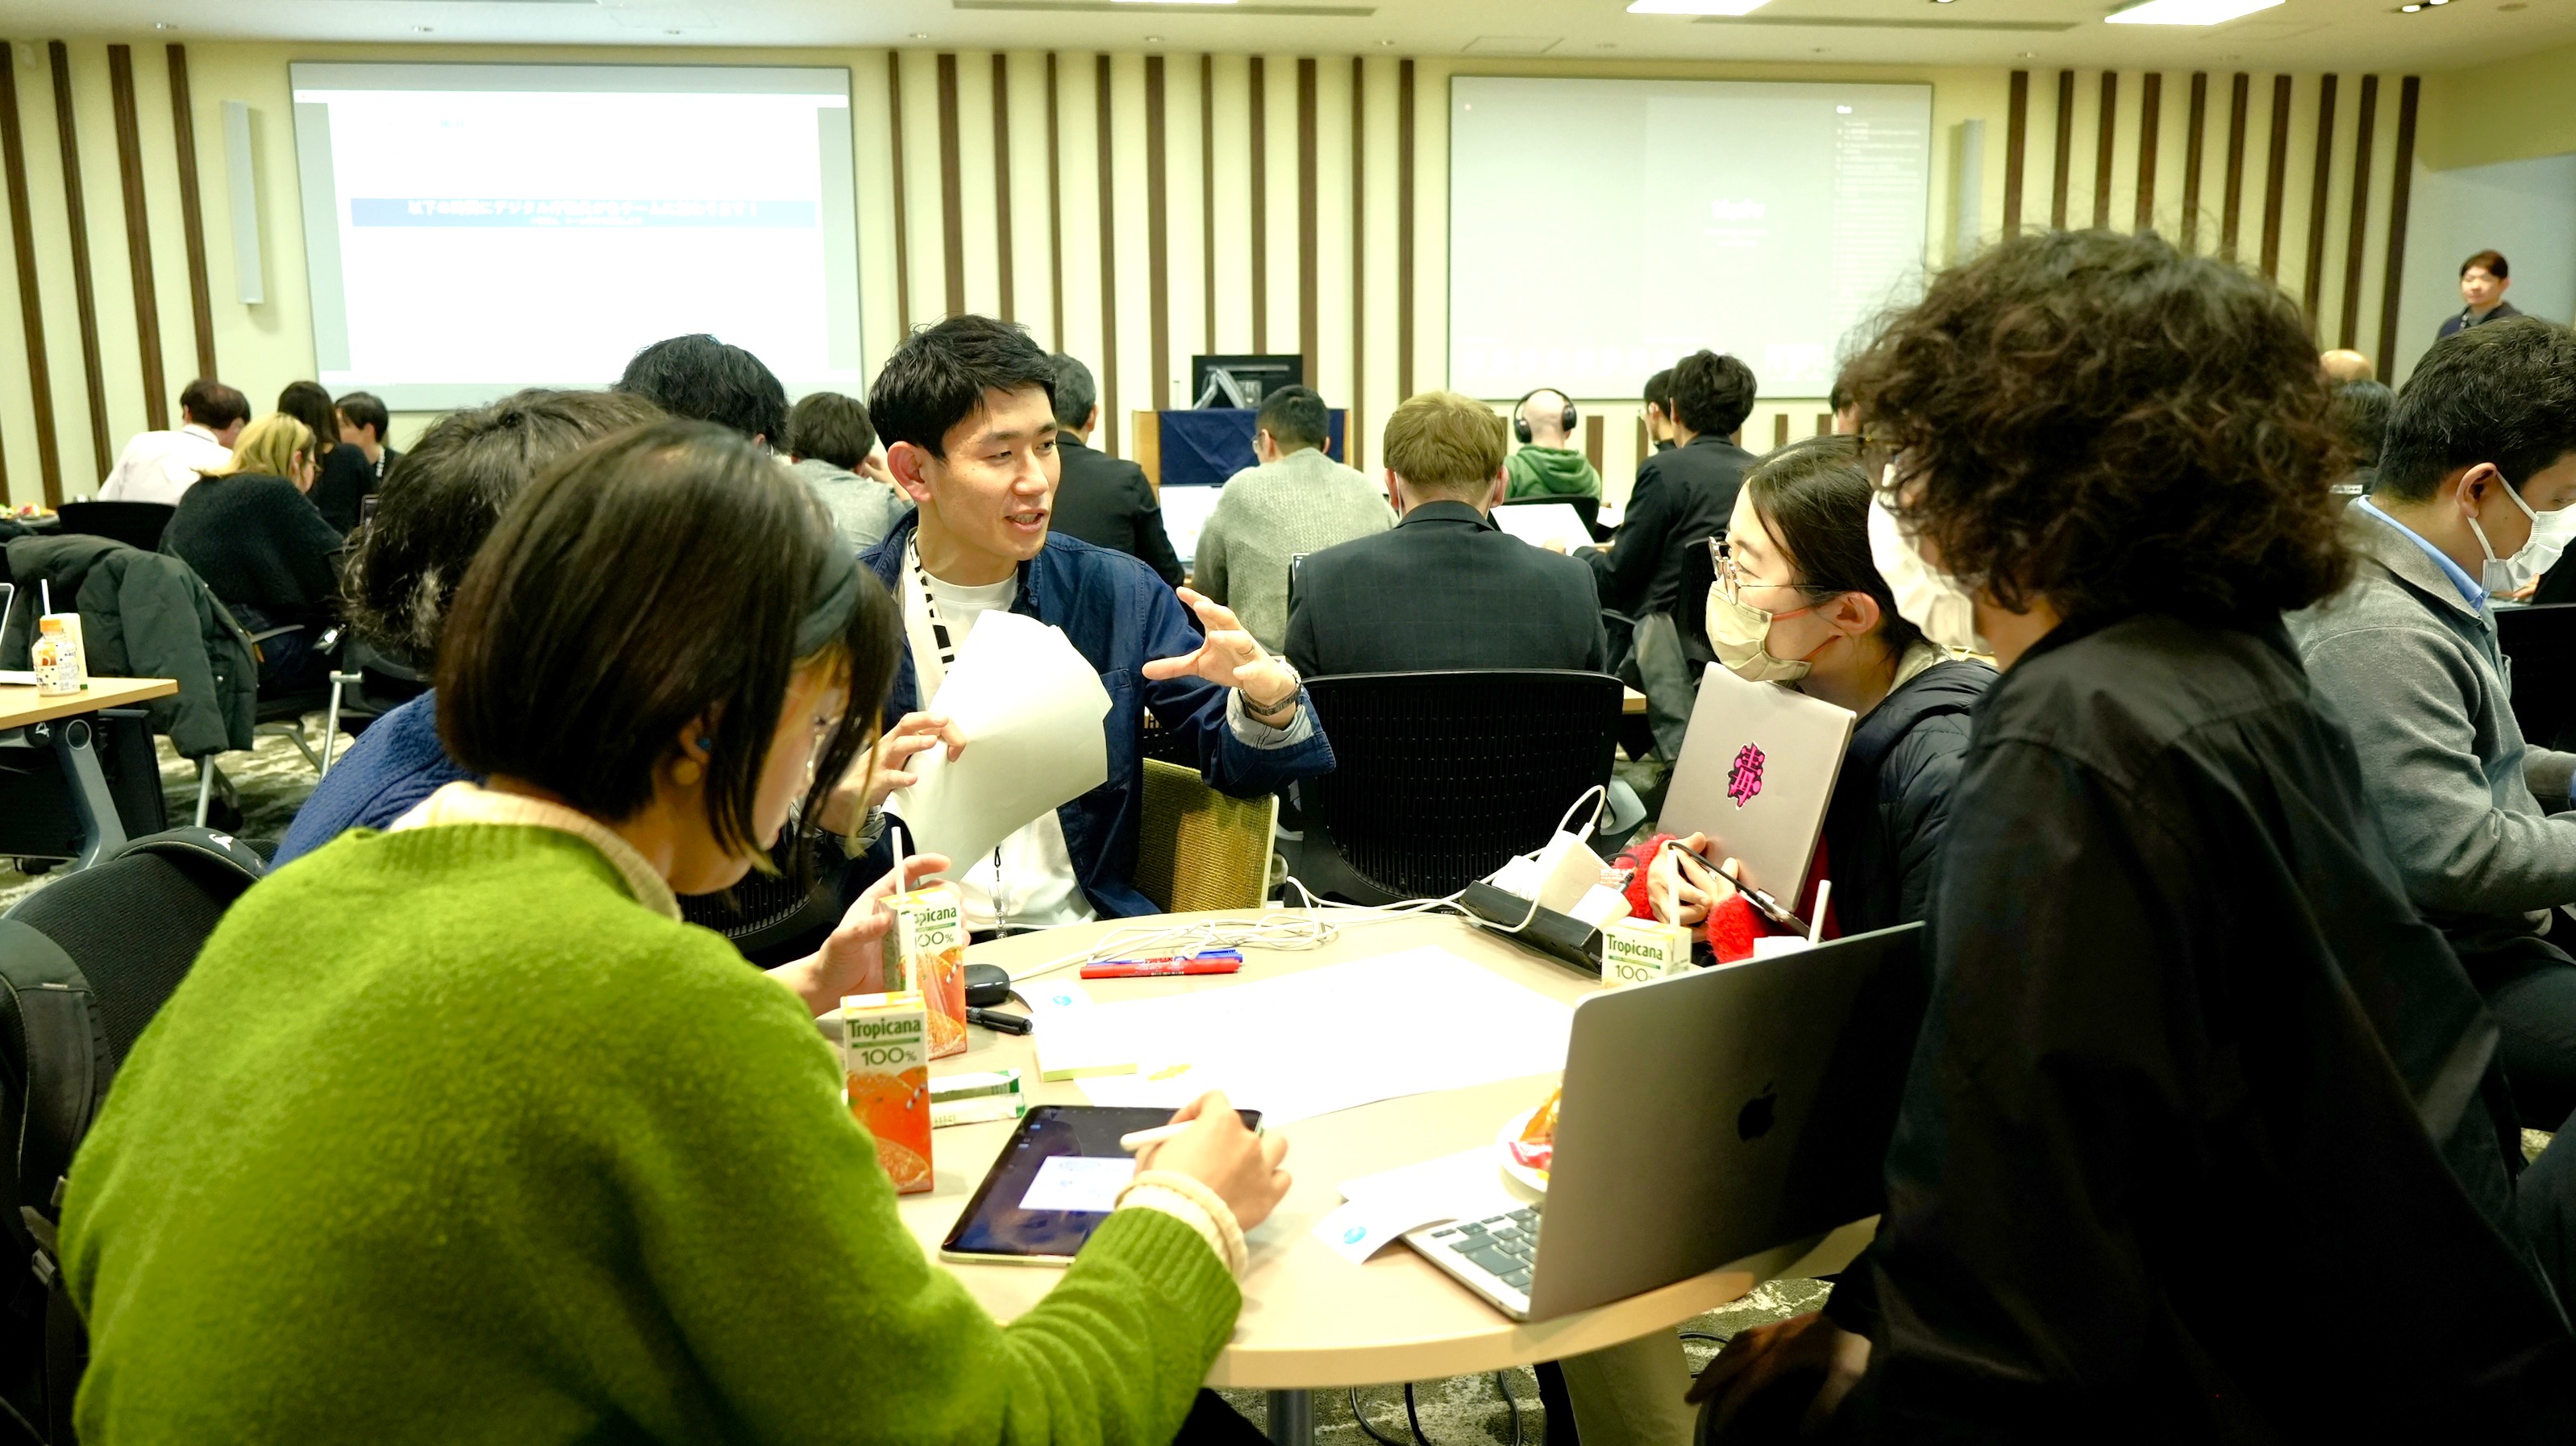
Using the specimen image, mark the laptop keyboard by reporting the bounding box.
[1417,1203,1544,1303]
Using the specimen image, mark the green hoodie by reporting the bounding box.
[1506,444,1604,501]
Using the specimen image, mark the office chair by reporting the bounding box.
[2497,603,2576,753]
[0,828,265,1444]
[54,501,176,555]
[1298,670,1622,905]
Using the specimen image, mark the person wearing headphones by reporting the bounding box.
[1504,388,1603,502]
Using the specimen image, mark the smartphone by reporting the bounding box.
[1666,839,1811,937]
[940,1103,1262,1266]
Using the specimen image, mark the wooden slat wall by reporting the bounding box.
[1974,64,2420,364]
[0,42,2444,506]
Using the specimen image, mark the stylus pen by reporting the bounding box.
[967,1007,1033,1036]
[1118,1120,1267,1153]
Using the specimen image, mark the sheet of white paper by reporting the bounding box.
[1315,1148,1526,1263]
[884,611,1112,875]
[1074,948,1574,1124]
[1492,502,1590,553]
[1019,1154,1134,1213]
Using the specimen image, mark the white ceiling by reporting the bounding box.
[2,0,2568,76]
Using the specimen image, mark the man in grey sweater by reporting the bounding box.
[1192,384,1392,653]
[2289,317,2576,1129]
[783,390,912,551]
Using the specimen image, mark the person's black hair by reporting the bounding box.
[439,419,899,883]
[2376,318,2576,504]
[1049,353,1098,434]
[336,390,390,446]
[869,315,1057,459]
[2461,248,2510,280]
[1828,374,1854,415]
[1643,368,1674,412]
[1742,434,1924,659]
[1255,384,1329,452]
[1670,350,1758,438]
[2328,380,2395,469]
[276,380,342,455]
[178,377,248,431]
[344,389,664,661]
[1848,227,2351,623]
[614,333,789,445]
[784,392,877,471]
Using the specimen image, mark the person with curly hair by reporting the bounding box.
[1691,230,2576,1441]
[2290,317,2576,1135]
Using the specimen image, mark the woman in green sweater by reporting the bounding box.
[63,420,1292,1444]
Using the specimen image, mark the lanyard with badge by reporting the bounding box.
[905,540,1019,932]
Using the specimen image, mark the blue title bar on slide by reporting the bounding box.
[347,197,817,228]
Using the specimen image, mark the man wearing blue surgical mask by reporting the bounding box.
[2291,316,2576,1132]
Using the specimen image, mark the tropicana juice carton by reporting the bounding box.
[842,991,934,1194]
[883,880,969,1058]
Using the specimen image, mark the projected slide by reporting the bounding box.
[1448,77,1930,401]
[290,64,861,409]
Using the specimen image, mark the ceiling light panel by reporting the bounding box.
[2104,0,2283,24]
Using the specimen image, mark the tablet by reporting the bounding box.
[940,1103,1260,1266]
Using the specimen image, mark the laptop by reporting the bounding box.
[1402,923,1921,1320]
[1658,662,1856,896]
[1156,483,1225,567]
[0,583,33,686]
[1491,501,1589,553]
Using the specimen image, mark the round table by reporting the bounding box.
[894,911,1869,1444]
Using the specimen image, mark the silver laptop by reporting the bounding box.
[1156,483,1225,567]
[1403,924,1921,1320]
[1658,662,1856,895]
[0,583,31,686]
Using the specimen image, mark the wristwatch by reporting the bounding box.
[1243,660,1303,720]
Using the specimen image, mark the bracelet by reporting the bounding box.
[1243,685,1300,720]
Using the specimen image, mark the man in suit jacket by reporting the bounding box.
[1046,352,1184,587]
[1288,389,1608,678]
[1583,348,1760,755]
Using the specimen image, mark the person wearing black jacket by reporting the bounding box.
[277,379,378,533]
[1583,349,1758,755]
[1286,389,1608,678]
[161,412,344,692]
[1045,352,1184,587]
[1695,230,2576,1441]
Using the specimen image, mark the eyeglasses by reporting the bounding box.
[1711,537,1828,605]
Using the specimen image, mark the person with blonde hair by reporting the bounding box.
[162,409,346,690]
[1286,389,1606,677]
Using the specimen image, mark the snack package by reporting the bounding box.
[31,613,85,696]
[930,1067,1027,1128]
[883,881,969,1058]
[842,992,934,1194]
[1509,1087,1561,1176]
[1599,916,1692,987]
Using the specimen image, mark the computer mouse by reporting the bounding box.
[964,962,1013,1008]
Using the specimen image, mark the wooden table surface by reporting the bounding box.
[893,911,1863,1390]
[0,676,176,729]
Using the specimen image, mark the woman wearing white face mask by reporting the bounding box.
[1615,436,1993,958]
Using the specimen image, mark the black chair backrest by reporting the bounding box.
[56,500,177,554]
[1300,670,1622,903]
[0,827,261,1443]
[2497,603,2576,753]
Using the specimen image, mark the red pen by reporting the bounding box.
[1081,956,1245,979]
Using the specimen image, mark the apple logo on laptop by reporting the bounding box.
[1737,1083,1778,1142]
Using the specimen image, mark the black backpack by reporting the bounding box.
[0,829,264,1444]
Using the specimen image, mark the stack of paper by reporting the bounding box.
[1067,948,1575,1124]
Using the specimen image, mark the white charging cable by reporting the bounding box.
[1003,783,1617,982]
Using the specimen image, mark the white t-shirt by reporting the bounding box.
[901,567,1098,933]
[98,423,231,505]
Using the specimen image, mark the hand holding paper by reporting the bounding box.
[882,611,1112,875]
